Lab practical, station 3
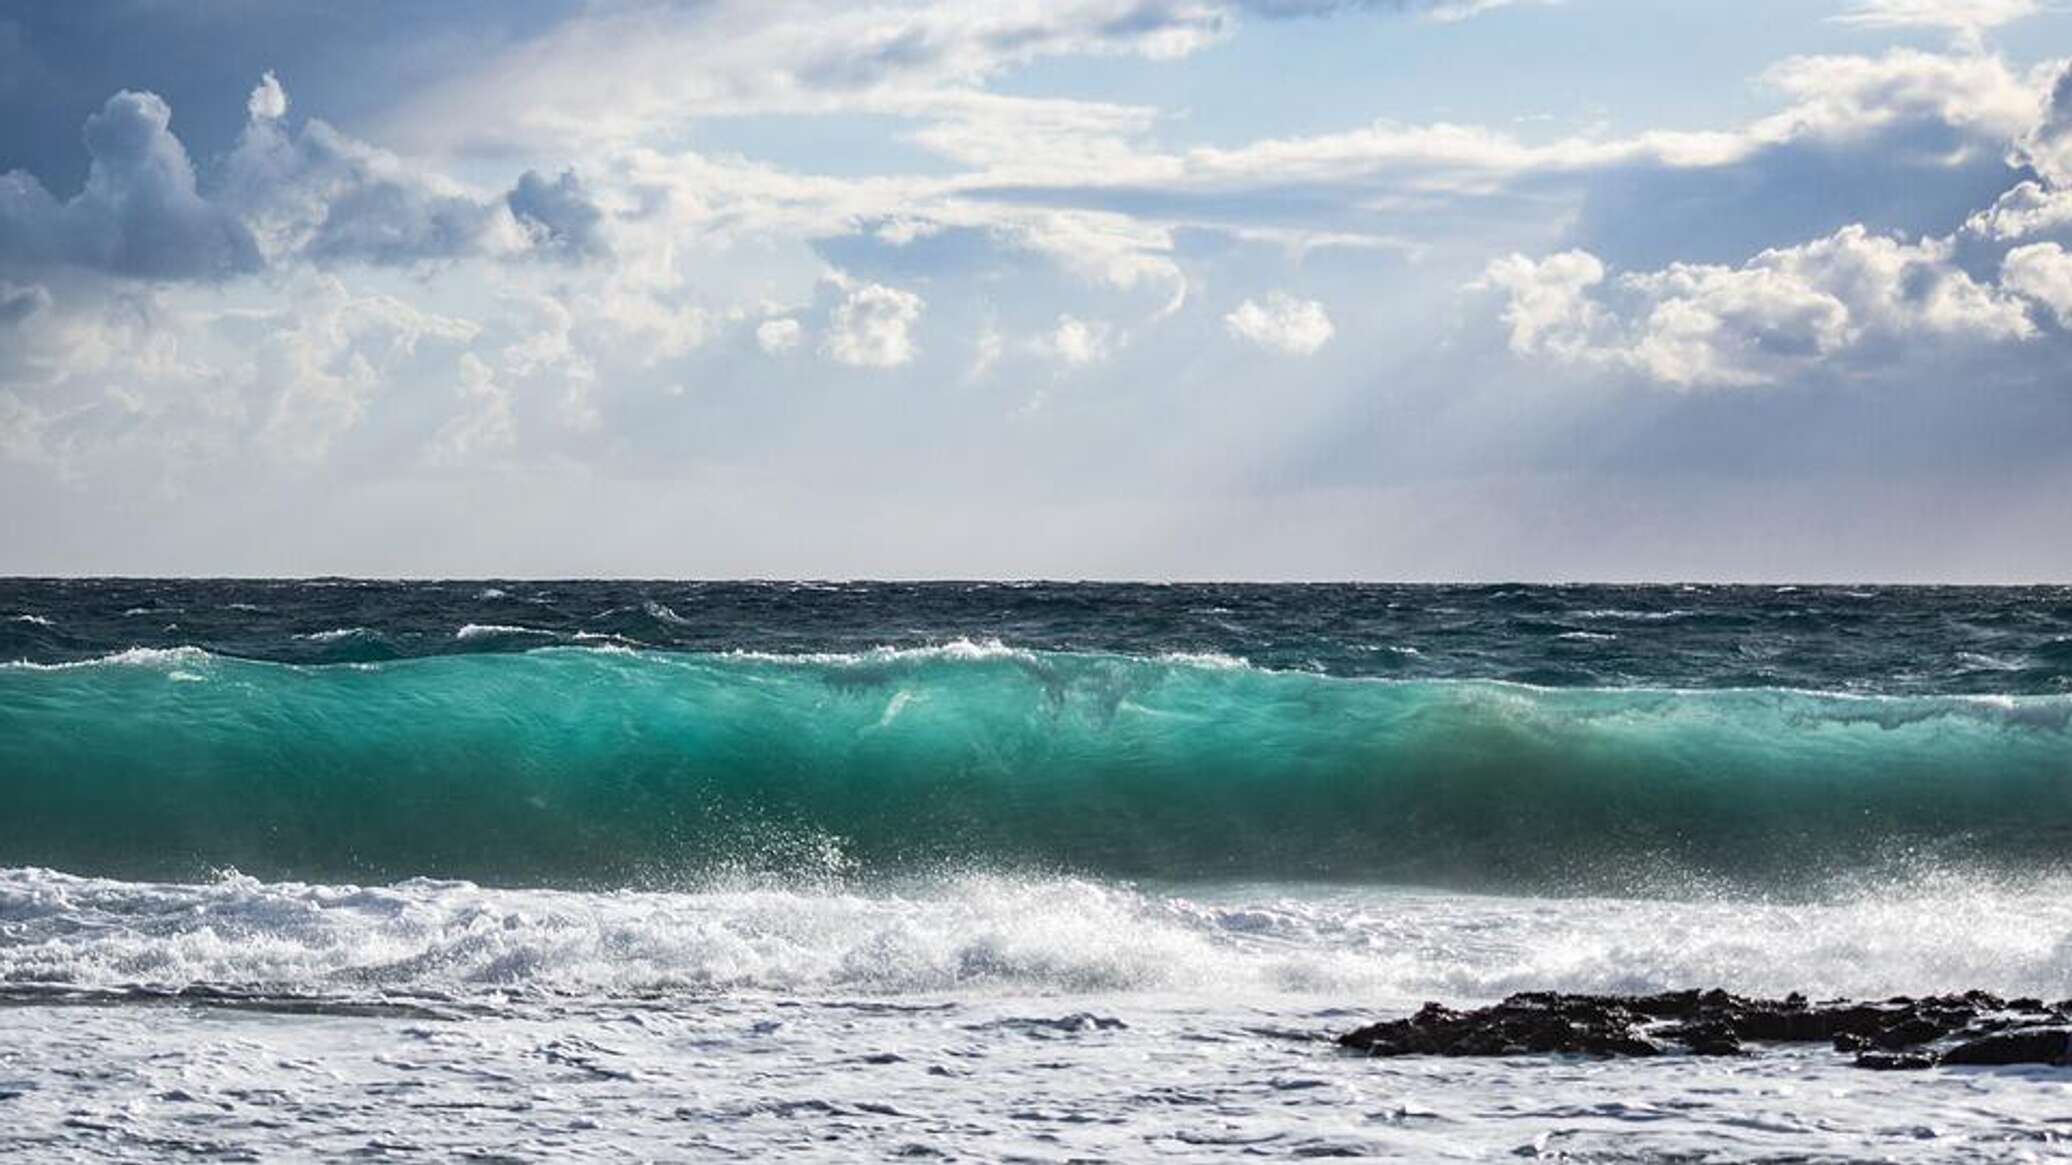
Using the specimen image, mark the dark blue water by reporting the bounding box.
[6,579,2072,694]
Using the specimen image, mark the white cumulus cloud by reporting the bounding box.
[247,71,288,121]
[1480,225,2037,388]
[1224,291,1335,354]
[1041,314,1114,366]
[756,317,802,354]
[2003,242,2072,326]
[823,280,924,368]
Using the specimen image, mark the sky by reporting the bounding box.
[1,0,2070,581]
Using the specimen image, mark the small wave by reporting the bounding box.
[723,637,1036,666]
[475,588,508,600]
[1573,609,1693,622]
[1955,652,2025,672]
[1557,631,1618,642]
[643,600,693,626]
[1155,650,1251,670]
[9,614,53,626]
[296,627,370,643]
[1,645,215,671]
[454,624,556,640]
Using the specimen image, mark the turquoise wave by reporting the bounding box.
[1,644,2067,890]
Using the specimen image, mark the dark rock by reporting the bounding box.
[1338,998,1661,1059]
[1657,1019,1742,1056]
[1939,1028,2072,1067]
[1337,990,2072,1070]
[1872,1017,1951,1048]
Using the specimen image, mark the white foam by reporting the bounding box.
[643,600,693,626]
[2,867,2065,1006]
[1155,650,1251,670]
[296,627,369,642]
[0,645,216,671]
[455,623,555,640]
[723,638,1037,666]
[1573,608,1694,622]
[9,614,53,626]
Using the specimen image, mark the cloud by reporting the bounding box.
[0,90,261,280]
[431,351,516,462]
[1945,66,2072,241]
[1480,224,2037,387]
[228,74,602,270]
[1830,0,2039,33]
[0,281,50,326]
[496,291,599,431]
[756,317,803,353]
[384,1,1234,159]
[1478,250,1609,360]
[226,81,527,268]
[247,70,289,122]
[822,279,925,367]
[1236,0,1553,21]
[2020,63,2072,186]
[1039,314,1114,366]
[256,275,482,460]
[1966,180,2072,240]
[1224,291,1334,354]
[507,168,609,261]
[2003,242,2072,325]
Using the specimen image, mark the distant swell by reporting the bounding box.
[1,644,2069,890]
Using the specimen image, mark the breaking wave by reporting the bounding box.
[0,644,2068,890]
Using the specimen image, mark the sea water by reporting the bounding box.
[2,580,2069,1159]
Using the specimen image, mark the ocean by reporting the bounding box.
[2,579,2069,1160]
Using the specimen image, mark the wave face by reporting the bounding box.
[2,644,2068,890]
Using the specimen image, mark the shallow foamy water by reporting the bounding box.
[4,868,2071,1160]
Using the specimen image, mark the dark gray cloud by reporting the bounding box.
[227,88,600,269]
[229,112,508,267]
[0,90,260,279]
[508,169,609,261]
[304,180,508,267]
[0,1,583,191]
[0,279,47,325]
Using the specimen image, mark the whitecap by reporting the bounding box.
[455,624,555,640]
[0,646,216,671]
[1155,650,1251,670]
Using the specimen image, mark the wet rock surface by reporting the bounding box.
[1339,990,2072,1070]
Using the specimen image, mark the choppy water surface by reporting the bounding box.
[2,581,2069,1159]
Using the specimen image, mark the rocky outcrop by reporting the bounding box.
[1338,990,2072,1070]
